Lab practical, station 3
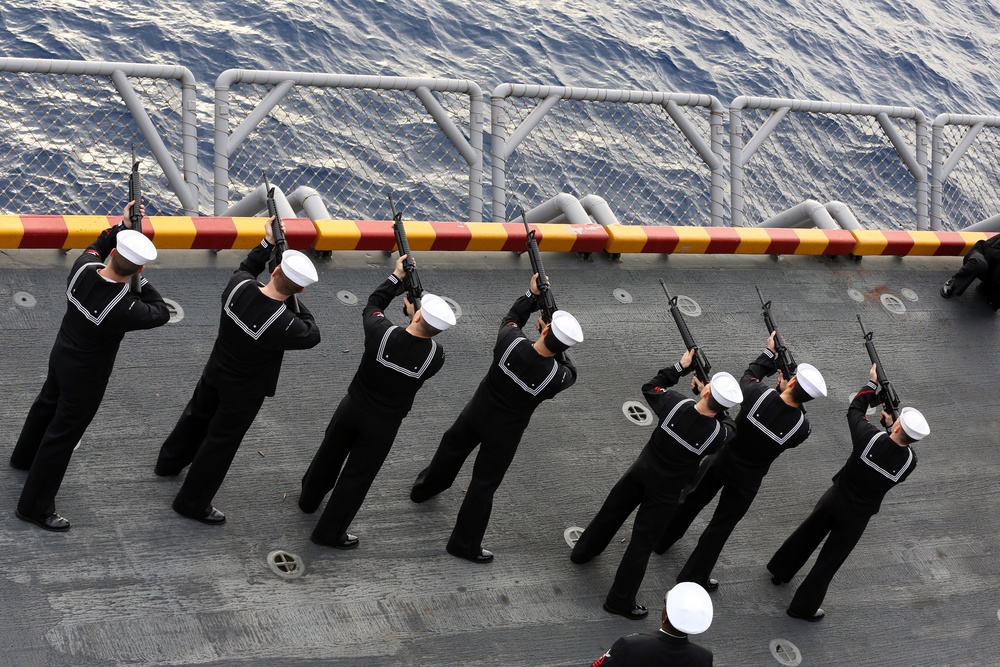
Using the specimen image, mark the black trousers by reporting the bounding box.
[410,400,526,558]
[300,395,402,543]
[570,453,684,610]
[155,375,265,516]
[11,357,108,518]
[767,486,871,615]
[950,250,990,296]
[655,455,760,586]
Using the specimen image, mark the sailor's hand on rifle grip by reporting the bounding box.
[394,255,409,279]
[767,331,778,353]
[529,273,541,296]
[265,216,285,245]
[879,410,896,429]
[691,375,706,394]
[680,347,696,371]
[869,363,879,384]
[123,201,144,228]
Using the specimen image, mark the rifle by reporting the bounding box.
[520,207,558,323]
[126,145,143,293]
[857,315,900,430]
[263,172,298,312]
[660,279,712,394]
[388,192,423,310]
[756,286,797,378]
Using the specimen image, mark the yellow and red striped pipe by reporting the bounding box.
[0,215,317,250]
[0,215,993,256]
[311,220,610,253]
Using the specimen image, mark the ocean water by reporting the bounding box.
[6,0,996,112]
[1,0,998,222]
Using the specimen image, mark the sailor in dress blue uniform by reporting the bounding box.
[767,364,928,621]
[155,223,320,525]
[299,255,455,549]
[11,205,169,531]
[409,275,582,563]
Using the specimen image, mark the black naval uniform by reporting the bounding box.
[591,630,713,667]
[571,362,736,611]
[11,222,169,520]
[767,381,917,616]
[410,289,576,558]
[654,349,812,585]
[946,233,1000,303]
[300,273,445,544]
[155,239,320,517]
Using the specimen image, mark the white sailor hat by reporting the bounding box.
[794,363,827,398]
[665,582,714,635]
[550,310,584,347]
[280,250,318,287]
[116,230,157,265]
[708,371,742,408]
[419,293,456,331]
[898,407,929,441]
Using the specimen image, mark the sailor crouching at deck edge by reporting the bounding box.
[299,254,455,549]
[592,582,714,667]
[410,274,582,563]
[11,202,169,532]
[767,363,927,622]
[154,221,320,526]
[570,351,740,620]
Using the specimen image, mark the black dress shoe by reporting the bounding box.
[15,509,70,532]
[446,544,494,563]
[153,464,178,477]
[172,501,226,525]
[941,279,955,298]
[311,533,360,549]
[704,578,719,591]
[770,573,787,585]
[603,602,648,620]
[787,607,825,622]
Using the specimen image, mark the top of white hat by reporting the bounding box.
[665,582,714,635]
[550,310,583,347]
[116,229,157,265]
[709,371,742,408]
[280,250,318,287]
[419,293,456,331]
[794,362,827,398]
[898,406,929,441]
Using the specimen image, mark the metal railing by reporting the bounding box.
[2,58,998,232]
[730,96,929,230]
[214,70,484,221]
[0,57,199,216]
[931,114,1000,231]
[491,84,725,226]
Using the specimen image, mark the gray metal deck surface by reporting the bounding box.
[1,248,998,667]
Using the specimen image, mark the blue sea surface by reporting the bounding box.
[0,0,998,222]
[4,0,996,111]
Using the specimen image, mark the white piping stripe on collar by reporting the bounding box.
[224,279,286,340]
[660,398,722,455]
[499,337,558,396]
[66,262,130,325]
[746,388,804,446]
[376,325,437,378]
[860,433,914,482]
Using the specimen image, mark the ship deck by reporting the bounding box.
[1,248,998,667]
